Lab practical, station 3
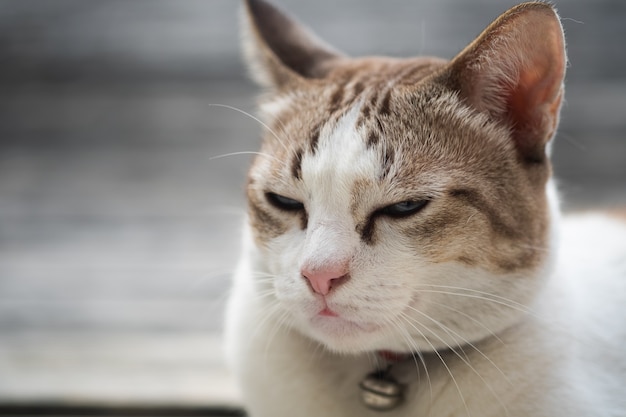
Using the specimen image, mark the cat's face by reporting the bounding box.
[242,0,566,354]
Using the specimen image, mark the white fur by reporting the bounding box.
[224,113,626,416]
[226,214,626,417]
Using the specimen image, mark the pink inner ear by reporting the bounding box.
[449,4,566,162]
[513,29,565,116]
[506,36,565,159]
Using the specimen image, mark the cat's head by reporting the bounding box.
[241,0,565,354]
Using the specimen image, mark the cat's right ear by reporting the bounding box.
[241,0,344,89]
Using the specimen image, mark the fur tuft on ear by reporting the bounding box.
[241,0,344,89]
[443,2,566,163]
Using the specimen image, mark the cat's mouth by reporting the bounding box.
[311,312,380,333]
[318,307,339,317]
[310,304,381,335]
[290,297,388,351]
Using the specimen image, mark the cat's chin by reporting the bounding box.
[311,314,380,335]
[299,314,398,354]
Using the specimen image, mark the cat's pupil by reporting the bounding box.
[380,200,429,218]
[266,192,305,212]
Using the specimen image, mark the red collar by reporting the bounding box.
[377,350,410,362]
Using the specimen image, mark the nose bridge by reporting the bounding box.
[300,218,355,295]
[302,217,354,271]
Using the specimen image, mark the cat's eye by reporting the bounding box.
[265,192,305,212]
[379,200,430,218]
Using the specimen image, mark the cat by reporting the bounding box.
[224,0,626,416]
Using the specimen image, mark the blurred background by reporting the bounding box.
[0,0,625,414]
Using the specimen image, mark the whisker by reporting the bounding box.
[412,285,536,315]
[397,312,471,417]
[380,312,434,403]
[426,299,505,345]
[401,311,508,417]
[414,284,530,307]
[209,150,278,161]
[208,103,290,153]
[257,307,288,381]
[306,338,326,368]
[262,307,292,361]
[250,301,283,348]
[512,243,551,253]
[406,305,512,387]
[416,289,545,323]
[263,105,292,150]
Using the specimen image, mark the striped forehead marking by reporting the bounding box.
[289,82,395,183]
[299,104,382,206]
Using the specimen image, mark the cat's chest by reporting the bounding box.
[265,332,549,417]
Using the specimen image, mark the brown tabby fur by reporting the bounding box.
[244,1,563,276]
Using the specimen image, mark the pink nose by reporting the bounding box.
[301,263,350,295]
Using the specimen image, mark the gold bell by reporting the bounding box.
[359,371,404,411]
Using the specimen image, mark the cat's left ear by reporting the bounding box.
[443,2,566,163]
[241,0,344,89]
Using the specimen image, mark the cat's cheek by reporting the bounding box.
[264,229,303,268]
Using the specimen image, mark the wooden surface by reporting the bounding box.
[0,0,625,409]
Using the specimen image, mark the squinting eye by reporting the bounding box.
[380,200,430,218]
[265,192,305,212]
